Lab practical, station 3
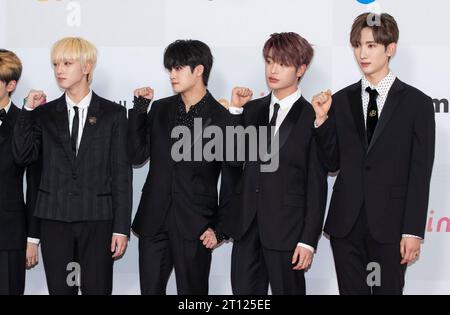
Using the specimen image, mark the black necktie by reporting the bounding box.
[0,108,6,123]
[269,103,280,126]
[267,103,280,154]
[71,106,79,156]
[366,87,379,144]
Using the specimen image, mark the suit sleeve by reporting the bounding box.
[111,107,133,236]
[313,105,340,172]
[127,105,154,166]
[25,158,42,239]
[402,96,435,238]
[299,135,328,248]
[211,108,244,230]
[222,108,245,168]
[12,108,42,167]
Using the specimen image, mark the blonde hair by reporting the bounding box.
[51,37,97,84]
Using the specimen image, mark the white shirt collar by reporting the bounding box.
[66,90,92,110]
[2,100,12,113]
[361,71,396,99]
[271,89,302,108]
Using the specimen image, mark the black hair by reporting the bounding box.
[163,40,213,86]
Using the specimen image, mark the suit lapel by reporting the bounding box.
[76,92,102,163]
[255,95,271,162]
[163,98,178,166]
[257,94,271,128]
[367,78,405,153]
[167,98,178,135]
[53,94,74,164]
[276,96,305,152]
[348,81,368,151]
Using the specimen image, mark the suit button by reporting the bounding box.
[255,189,260,193]
[365,166,371,171]
[72,174,77,180]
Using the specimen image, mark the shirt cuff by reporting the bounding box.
[113,233,128,238]
[297,242,315,253]
[402,234,422,240]
[27,237,40,245]
[228,107,243,115]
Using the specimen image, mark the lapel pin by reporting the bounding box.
[88,116,97,125]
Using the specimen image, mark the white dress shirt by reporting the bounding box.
[270,89,302,134]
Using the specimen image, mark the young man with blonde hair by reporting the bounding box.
[13,37,132,295]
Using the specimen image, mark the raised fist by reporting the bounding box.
[25,90,47,109]
[231,87,253,108]
[133,87,154,100]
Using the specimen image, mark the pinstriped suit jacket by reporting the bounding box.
[13,93,132,236]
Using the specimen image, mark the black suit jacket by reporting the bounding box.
[315,79,435,243]
[220,94,328,251]
[0,104,40,250]
[12,93,132,236]
[128,93,241,240]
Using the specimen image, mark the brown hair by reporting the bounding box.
[263,32,314,69]
[350,13,399,48]
[0,49,22,84]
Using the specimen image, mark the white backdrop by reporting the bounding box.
[1,0,449,295]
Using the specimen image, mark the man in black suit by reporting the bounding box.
[0,49,40,295]
[12,37,132,295]
[128,40,241,295]
[312,13,435,295]
[218,33,328,295]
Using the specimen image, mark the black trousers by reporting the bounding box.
[0,250,25,295]
[138,208,212,295]
[330,209,407,295]
[40,219,113,295]
[231,220,305,295]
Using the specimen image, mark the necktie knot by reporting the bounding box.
[0,108,6,122]
[365,87,379,99]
